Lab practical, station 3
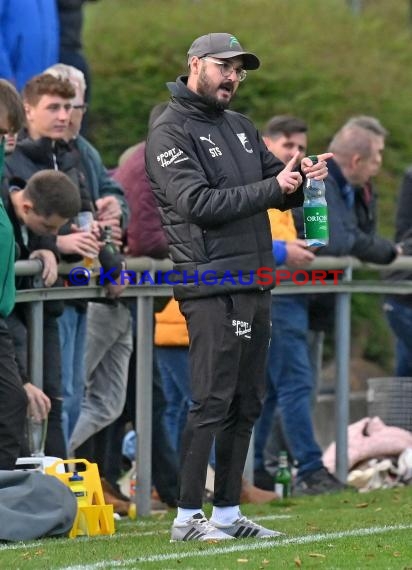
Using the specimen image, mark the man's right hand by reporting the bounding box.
[276,151,303,194]
[285,239,315,267]
[23,382,51,421]
[57,230,100,257]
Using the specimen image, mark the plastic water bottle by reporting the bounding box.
[303,155,329,246]
[68,472,88,506]
[274,451,292,498]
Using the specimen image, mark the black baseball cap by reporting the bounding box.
[187,33,260,70]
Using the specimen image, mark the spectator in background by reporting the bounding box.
[44,63,128,444]
[383,168,412,376]
[301,116,400,342]
[0,79,29,469]
[318,116,400,264]
[44,64,128,241]
[290,116,401,494]
[2,170,80,458]
[4,73,88,458]
[44,64,131,514]
[0,1,59,91]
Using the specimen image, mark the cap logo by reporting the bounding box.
[229,36,241,48]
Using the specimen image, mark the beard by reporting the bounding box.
[196,67,235,110]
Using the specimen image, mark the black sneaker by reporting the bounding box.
[294,467,349,496]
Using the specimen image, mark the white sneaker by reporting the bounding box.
[171,513,235,541]
[212,515,284,539]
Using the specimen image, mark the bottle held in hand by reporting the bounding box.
[303,155,329,247]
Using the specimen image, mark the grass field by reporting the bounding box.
[1,487,411,569]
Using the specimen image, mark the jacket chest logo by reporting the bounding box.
[236,133,253,154]
[199,134,222,158]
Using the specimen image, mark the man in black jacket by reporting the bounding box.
[324,116,400,264]
[146,32,331,541]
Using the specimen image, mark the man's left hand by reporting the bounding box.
[301,152,334,180]
[29,249,58,287]
[95,196,122,221]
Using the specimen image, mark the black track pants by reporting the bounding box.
[178,291,271,508]
[0,318,27,468]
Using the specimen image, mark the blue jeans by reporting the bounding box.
[155,346,191,452]
[254,295,323,478]
[384,298,412,376]
[58,305,87,444]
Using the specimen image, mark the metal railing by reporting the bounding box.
[15,255,412,515]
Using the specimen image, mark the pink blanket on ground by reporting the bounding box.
[323,416,412,472]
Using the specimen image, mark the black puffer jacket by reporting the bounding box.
[5,133,87,191]
[146,76,303,300]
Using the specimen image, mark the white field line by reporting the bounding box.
[0,541,47,552]
[59,523,412,570]
[0,514,292,552]
[120,513,291,527]
[0,531,169,552]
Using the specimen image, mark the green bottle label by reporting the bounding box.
[303,205,329,240]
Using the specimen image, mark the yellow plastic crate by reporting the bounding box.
[45,458,115,538]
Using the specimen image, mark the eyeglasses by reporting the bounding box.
[201,57,247,82]
[73,103,88,113]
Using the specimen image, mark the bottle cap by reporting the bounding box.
[69,471,84,482]
[102,225,113,241]
[308,155,318,164]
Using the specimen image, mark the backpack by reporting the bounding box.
[0,470,77,541]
